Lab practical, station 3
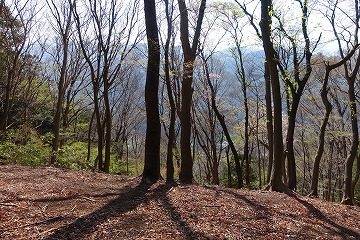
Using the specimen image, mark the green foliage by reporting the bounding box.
[212,2,244,19]
[109,154,141,176]
[0,125,50,165]
[220,153,259,189]
[56,141,93,170]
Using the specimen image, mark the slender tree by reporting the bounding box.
[72,0,140,172]
[272,0,317,190]
[322,0,360,205]
[309,48,358,197]
[163,0,176,183]
[199,50,243,188]
[47,0,74,164]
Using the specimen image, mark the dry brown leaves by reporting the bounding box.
[0,164,359,240]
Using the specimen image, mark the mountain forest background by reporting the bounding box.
[1,0,360,206]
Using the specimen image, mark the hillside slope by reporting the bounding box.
[0,164,359,240]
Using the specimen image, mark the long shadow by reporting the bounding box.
[44,182,210,240]
[149,184,211,240]
[18,192,122,203]
[288,192,360,239]
[204,186,270,220]
[44,183,151,240]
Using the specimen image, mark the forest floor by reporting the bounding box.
[0,164,359,240]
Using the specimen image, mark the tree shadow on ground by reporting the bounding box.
[149,184,212,240]
[204,186,270,220]
[44,182,209,240]
[288,192,360,240]
[44,183,150,240]
[205,186,360,239]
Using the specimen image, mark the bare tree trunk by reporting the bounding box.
[48,0,73,164]
[260,0,287,192]
[264,63,273,184]
[235,40,250,188]
[342,80,359,205]
[164,0,175,183]
[142,0,161,183]
[226,146,232,187]
[351,155,360,201]
[103,79,112,173]
[178,0,206,184]
[87,111,95,164]
[0,69,14,132]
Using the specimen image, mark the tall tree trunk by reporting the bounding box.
[142,0,161,183]
[264,63,274,184]
[309,73,331,197]
[103,79,112,173]
[256,94,262,188]
[0,69,14,132]
[178,0,206,184]
[342,80,359,205]
[260,0,286,192]
[351,155,360,201]
[94,89,104,171]
[51,43,68,164]
[87,111,95,164]
[164,0,175,183]
[225,146,231,187]
[48,0,74,164]
[286,95,299,190]
[235,40,250,188]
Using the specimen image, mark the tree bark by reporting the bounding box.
[178,0,206,184]
[264,62,274,184]
[164,0,175,183]
[260,0,287,192]
[142,0,161,183]
[48,0,73,164]
[309,66,332,197]
[342,79,359,205]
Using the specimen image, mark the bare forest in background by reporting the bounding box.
[0,0,360,206]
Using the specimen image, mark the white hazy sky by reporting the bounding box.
[5,0,351,55]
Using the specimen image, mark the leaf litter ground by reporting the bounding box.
[0,164,359,239]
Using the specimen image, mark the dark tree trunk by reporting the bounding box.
[226,146,232,187]
[103,78,112,173]
[264,63,274,184]
[260,0,287,192]
[87,111,95,164]
[51,59,67,164]
[342,80,359,205]
[351,155,360,201]
[309,69,332,197]
[94,89,104,171]
[178,0,206,184]
[286,95,299,190]
[164,0,175,183]
[0,69,14,132]
[142,0,161,183]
